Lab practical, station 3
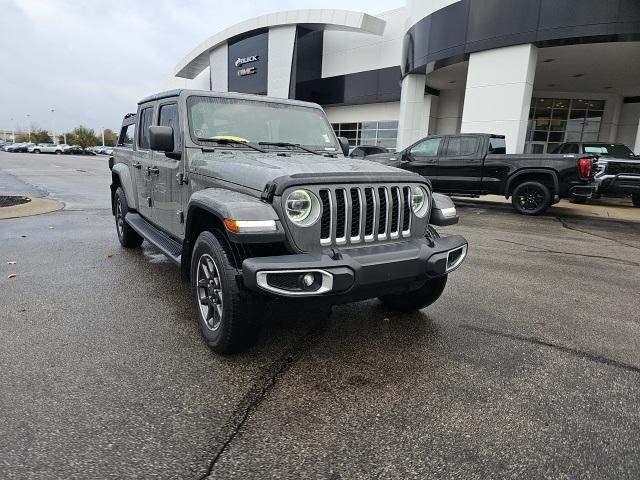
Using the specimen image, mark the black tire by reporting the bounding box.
[511,181,551,215]
[379,275,448,312]
[632,193,640,208]
[570,198,587,204]
[114,187,143,248]
[191,230,261,354]
[55,150,62,155]
[33,149,40,154]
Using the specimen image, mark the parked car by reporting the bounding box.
[11,143,35,153]
[109,89,467,353]
[349,145,389,158]
[2,143,16,151]
[62,144,84,155]
[29,143,65,154]
[367,133,596,215]
[551,142,640,207]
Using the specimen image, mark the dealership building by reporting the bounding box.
[169,0,640,154]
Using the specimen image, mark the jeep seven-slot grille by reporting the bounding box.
[319,186,412,246]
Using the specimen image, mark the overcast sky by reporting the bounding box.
[0,0,403,136]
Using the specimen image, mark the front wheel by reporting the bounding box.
[511,181,551,215]
[379,275,448,312]
[632,193,640,208]
[33,149,40,154]
[191,230,261,354]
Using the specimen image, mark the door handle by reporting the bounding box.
[147,166,160,176]
[132,162,141,169]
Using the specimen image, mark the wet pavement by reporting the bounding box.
[1,151,639,479]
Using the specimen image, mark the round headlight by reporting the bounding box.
[286,189,319,225]
[411,186,429,218]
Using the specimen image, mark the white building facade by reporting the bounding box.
[170,1,640,154]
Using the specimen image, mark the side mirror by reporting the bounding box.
[430,193,459,226]
[149,126,174,152]
[337,136,349,157]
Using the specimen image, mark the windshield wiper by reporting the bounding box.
[198,137,266,153]
[258,141,320,155]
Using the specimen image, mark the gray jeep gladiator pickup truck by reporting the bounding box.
[109,89,467,353]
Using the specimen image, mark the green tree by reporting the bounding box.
[31,128,52,143]
[102,129,118,147]
[69,126,99,150]
[15,133,30,142]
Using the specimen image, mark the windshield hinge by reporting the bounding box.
[261,182,277,203]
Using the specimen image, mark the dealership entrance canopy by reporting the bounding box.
[170,0,640,154]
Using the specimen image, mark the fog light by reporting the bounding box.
[301,273,315,288]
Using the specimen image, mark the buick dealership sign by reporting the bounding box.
[235,55,259,67]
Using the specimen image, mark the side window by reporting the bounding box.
[138,107,153,150]
[410,137,442,156]
[445,137,479,157]
[158,103,181,151]
[118,123,136,148]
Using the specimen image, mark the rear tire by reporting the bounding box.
[632,193,640,208]
[379,275,448,312]
[34,149,40,154]
[114,187,143,248]
[511,181,551,215]
[191,230,261,354]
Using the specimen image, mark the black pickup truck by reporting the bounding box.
[367,133,595,215]
[551,142,640,207]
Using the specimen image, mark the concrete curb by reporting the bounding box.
[0,197,64,220]
[453,197,639,224]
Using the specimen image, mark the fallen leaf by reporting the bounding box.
[20,235,27,238]
[106,252,113,258]
[8,274,17,279]
[7,261,16,265]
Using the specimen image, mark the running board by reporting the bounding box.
[125,213,182,265]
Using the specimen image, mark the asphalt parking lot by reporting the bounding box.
[1,151,639,479]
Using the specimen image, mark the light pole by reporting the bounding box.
[26,114,31,142]
[51,108,56,144]
[101,128,105,146]
[11,117,15,142]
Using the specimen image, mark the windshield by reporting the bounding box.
[583,144,635,158]
[187,96,339,152]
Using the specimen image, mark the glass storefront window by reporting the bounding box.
[525,98,605,153]
[331,121,399,150]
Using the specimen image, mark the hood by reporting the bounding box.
[596,156,640,164]
[188,150,407,192]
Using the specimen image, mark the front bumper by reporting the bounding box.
[596,174,640,195]
[242,235,467,300]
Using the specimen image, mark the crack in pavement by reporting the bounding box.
[494,238,639,267]
[460,324,640,374]
[556,216,640,251]
[193,315,329,480]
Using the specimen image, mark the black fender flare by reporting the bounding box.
[504,169,559,199]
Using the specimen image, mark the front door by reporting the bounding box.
[133,105,155,221]
[152,102,185,238]
[402,136,444,188]
[436,135,483,193]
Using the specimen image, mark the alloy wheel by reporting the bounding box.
[196,253,223,331]
[517,186,544,211]
[115,197,124,238]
